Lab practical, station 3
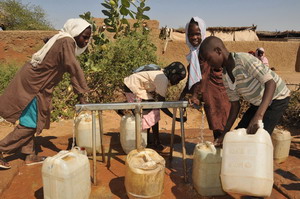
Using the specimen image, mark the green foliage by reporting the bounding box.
[238,85,300,129]
[279,85,300,128]
[50,0,153,120]
[101,0,150,38]
[79,32,157,103]
[51,74,78,121]
[0,64,19,94]
[0,0,53,30]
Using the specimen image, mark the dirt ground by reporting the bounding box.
[0,109,299,199]
[0,19,299,199]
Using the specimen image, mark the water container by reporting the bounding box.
[75,113,101,155]
[192,141,225,196]
[42,149,91,199]
[120,114,147,154]
[221,128,273,197]
[272,128,291,163]
[125,148,165,199]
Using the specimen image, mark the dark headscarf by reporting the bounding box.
[163,62,186,80]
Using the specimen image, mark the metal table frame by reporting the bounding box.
[75,101,189,185]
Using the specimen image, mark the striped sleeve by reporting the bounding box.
[241,54,273,84]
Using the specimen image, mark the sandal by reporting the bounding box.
[0,157,11,169]
[25,155,47,166]
[154,144,170,155]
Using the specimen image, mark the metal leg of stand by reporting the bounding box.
[92,111,97,185]
[169,108,177,159]
[180,108,187,182]
[98,110,105,163]
[135,105,143,152]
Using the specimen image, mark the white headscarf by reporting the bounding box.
[185,17,206,89]
[30,18,91,67]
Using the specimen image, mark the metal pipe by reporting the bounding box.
[92,111,97,185]
[75,101,188,112]
[180,108,187,182]
[169,108,177,159]
[135,105,143,152]
[98,110,105,163]
[75,101,189,184]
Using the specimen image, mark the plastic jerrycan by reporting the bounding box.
[75,112,101,155]
[120,114,147,154]
[271,128,292,163]
[221,126,274,197]
[192,141,225,196]
[125,148,165,199]
[42,148,91,199]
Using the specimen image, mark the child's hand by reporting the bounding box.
[189,96,200,106]
[77,94,87,104]
[247,119,261,134]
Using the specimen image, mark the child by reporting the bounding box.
[255,47,269,67]
[198,36,290,147]
[123,62,186,152]
[255,47,275,71]
[180,17,231,140]
[0,18,92,169]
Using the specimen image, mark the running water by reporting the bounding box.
[199,102,205,143]
[72,112,79,149]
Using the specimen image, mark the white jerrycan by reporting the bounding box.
[192,141,225,196]
[221,127,273,197]
[125,149,165,199]
[271,128,292,163]
[42,148,91,199]
[75,113,101,155]
[120,114,147,154]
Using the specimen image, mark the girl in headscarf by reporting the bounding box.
[255,47,270,67]
[123,62,186,152]
[179,17,231,141]
[0,18,92,169]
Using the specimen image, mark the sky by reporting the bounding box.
[21,0,300,32]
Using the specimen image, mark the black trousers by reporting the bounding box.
[236,97,290,134]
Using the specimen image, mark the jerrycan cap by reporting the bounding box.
[257,120,264,128]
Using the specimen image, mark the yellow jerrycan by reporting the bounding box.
[125,148,165,199]
[272,128,292,163]
[192,141,225,196]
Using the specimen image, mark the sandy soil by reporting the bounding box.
[0,109,299,199]
[0,19,299,199]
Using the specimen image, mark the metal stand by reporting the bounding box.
[75,101,189,184]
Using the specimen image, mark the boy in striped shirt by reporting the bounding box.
[197,36,290,147]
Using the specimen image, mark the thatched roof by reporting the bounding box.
[257,30,300,38]
[207,25,257,32]
[174,25,257,33]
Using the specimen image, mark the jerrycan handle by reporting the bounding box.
[257,120,264,129]
[205,141,217,154]
[59,151,76,160]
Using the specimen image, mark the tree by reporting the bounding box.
[50,0,154,121]
[0,0,53,30]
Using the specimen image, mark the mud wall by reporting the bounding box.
[224,41,300,72]
[157,39,300,72]
[0,31,58,65]
[0,30,300,72]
